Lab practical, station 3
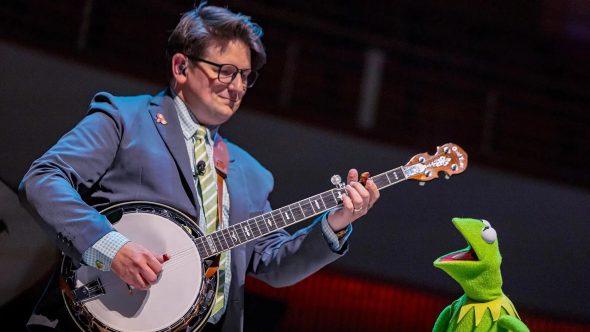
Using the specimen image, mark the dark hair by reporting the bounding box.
[166,3,266,71]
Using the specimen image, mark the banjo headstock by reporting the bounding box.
[403,143,468,182]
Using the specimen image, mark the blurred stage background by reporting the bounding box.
[1,1,589,331]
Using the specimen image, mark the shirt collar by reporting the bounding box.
[171,89,219,142]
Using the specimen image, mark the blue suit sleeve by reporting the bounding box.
[18,93,123,264]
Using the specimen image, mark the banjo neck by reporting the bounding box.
[195,142,467,259]
[195,166,409,259]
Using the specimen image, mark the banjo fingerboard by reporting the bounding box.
[195,167,407,259]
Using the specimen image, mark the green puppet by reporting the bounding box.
[433,218,529,332]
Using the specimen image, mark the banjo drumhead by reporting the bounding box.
[75,211,202,332]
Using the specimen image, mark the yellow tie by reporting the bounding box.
[194,127,226,316]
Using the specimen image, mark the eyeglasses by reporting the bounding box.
[187,56,259,88]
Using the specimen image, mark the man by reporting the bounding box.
[19,3,379,332]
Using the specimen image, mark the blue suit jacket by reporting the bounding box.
[19,90,346,331]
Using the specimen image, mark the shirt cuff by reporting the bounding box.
[320,212,353,252]
[82,231,129,271]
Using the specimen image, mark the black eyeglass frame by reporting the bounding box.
[186,56,259,88]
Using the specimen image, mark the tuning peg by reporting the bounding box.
[331,174,345,188]
[445,174,450,180]
[419,181,425,186]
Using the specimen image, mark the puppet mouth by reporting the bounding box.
[438,246,478,262]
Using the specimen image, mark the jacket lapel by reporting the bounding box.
[148,90,199,210]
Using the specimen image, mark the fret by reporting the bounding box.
[234,223,247,243]
[279,206,295,224]
[210,232,221,253]
[321,191,338,209]
[384,170,394,185]
[299,200,315,218]
[249,217,262,238]
[205,234,217,253]
[222,237,230,252]
[290,203,305,221]
[242,223,253,239]
[228,225,240,245]
[210,232,222,253]
[394,168,403,181]
[212,232,224,252]
[196,238,210,257]
[220,228,232,250]
[331,188,346,205]
[271,210,287,227]
[373,173,390,189]
[263,213,278,232]
[221,231,231,250]
[222,228,235,248]
[254,216,268,236]
[381,168,406,188]
[256,215,269,235]
[309,195,326,213]
[394,169,401,181]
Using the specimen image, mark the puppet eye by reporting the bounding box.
[481,220,497,244]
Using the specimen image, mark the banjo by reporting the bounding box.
[60,143,467,331]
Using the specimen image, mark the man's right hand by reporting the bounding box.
[111,242,166,290]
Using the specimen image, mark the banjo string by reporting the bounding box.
[78,248,221,293]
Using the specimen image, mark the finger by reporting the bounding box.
[350,181,370,205]
[132,272,148,290]
[346,184,363,205]
[359,172,370,186]
[341,194,354,213]
[365,179,380,208]
[140,265,159,285]
[140,274,151,289]
[146,254,163,275]
[347,169,359,184]
[346,184,364,210]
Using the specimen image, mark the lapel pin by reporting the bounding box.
[155,113,168,125]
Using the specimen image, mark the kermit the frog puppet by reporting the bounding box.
[433,218,529,332]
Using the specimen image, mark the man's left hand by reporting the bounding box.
[327,168,380,232]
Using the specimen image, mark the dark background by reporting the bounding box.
[1,1,589,331]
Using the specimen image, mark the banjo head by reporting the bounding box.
[61,202,217,332]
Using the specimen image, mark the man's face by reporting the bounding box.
[180,39,251,126]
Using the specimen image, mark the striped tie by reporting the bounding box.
[194,126,226,317]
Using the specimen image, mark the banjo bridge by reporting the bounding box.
[72,278,105,304]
